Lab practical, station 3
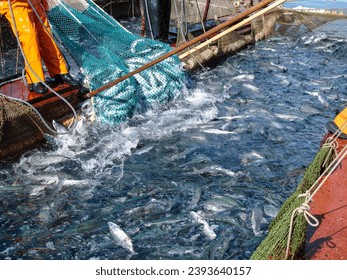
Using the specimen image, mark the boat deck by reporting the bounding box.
[305,134,347,259]
[0,77,86,122]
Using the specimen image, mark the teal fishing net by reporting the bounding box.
[46,0,184,124]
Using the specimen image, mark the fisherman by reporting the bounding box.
[0,0,79,94]
[326,106,347,139]
[140,0,171,42]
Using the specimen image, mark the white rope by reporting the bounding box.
[285,135,347,259]
[173,0,188,43]
[328,118,347,141]
[321,118,347,166]
[173,0,205,69]
[286,194,319,258]
[322,138,338,166]
[195,0,206,34]
[143,0,154,40]
[0,91,74,135]
[180,0,188,37]
[7,0,78,132]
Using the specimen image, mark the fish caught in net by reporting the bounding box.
[46,0,185,125]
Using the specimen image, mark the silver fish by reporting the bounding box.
[190,211,216,240]
[107,222,135,254]
[251,208,263,235]
[203,129,236,135]
[188,187,202,210]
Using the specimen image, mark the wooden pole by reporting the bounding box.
[179,0,287,59]
[202,0,211,23]
[86,0,279,99]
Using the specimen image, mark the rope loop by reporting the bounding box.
[323,137,338,150]
[322,139,338,167]
[297,202,319,227]
[285,192,319,259]
[296,192,319,226]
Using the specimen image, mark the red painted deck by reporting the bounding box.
[305,134,347,260]
[0,76,85,121]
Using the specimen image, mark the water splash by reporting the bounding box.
[1,27,347,260]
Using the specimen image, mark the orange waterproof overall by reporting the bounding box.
[0,0,68,84]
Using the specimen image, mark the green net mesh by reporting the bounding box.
[250,146,334,260]
[47,0,184,124]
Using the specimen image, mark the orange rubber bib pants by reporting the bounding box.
[0,0,68,84]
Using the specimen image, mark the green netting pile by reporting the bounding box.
[47,0,184,124]
[251,146,334,260]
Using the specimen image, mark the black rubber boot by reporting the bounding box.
[54,73,80,86]
[27,82,48,94]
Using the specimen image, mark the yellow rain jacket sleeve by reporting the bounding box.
[0,0,68,84]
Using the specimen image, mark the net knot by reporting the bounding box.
[322,138,338,167]
[295,192,319,227]
[295,202,319,227]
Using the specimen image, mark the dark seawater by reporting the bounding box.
[1,1,347,260]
